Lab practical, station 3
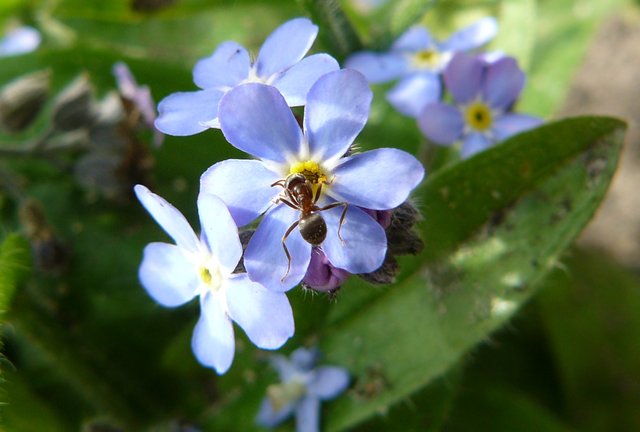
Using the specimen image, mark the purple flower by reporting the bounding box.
[155,17,339,136]
[302,248,350,292]
[345,17,498,118]
[256,348,349,432]
[0,26,41,57]
[134,185,294,374]
[200,69,425,292]
[418,53,542,158]
[112,62,163,147]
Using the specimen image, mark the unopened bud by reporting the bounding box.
[52,75,94,131]
[302,248,350,292]
[358,254,399,285]
[0,70,50,132]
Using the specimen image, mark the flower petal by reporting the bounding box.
[193,41,250,89]
[0,26,40,57]
[295,396,320,432]
[218,83,303,163]
[272,53,339,106]
[245,205,312,292]
[386,72,441,118]
[155,89,223,135]
[493,113,542,141]
[256,397,295,428]
[344,51,407,83]
[191,293,235,374]
[328,148,424,209]
[418,102,464,145]
[443,53,484,104]
[440,17,498,52]
[197,192,242,273]
[139,242,198,307]
[308,366,350,399]
[461,133,492,159]
[256,18,318,79]
[392,26,434,52]
[304,69,372,162]
[482,57,525,109]
[226,273,294,349]
[200,159,281,227]
[134,184,199,252]
[321,204,386,274]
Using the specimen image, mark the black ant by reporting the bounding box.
[271,173,348,281]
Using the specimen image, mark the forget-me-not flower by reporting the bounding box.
[345,17,498,118]
[256,348,349,432]
[134,185,294,374]
[0,26,41,57]
[155,17,339,136]
[418,53,542,158]
[200,69,425,292]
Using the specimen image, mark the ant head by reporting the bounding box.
[285,173,309,189]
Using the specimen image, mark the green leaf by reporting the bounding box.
[536,248,640,432]
[0,233,30,316]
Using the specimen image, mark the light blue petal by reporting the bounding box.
[256,397,295,428]
[321,204,386,274]
[191,293,235,374]
[308,366,350,400]
[226,273,294,349]
[344,51,407,84]
[392,26,434,52]
[386,73,441,118]
[218,83,303,163]
[493,114,542,141]
[139,242,198,307]
[482,57,525,109]
[245,205,312,292]
[440,17,498,52]
[269,355,297,380]
[295,396,320,432]
[197,193,242,273]
[256,18,318,79]
[443,53,484,104]
[461,133,492,159]
[155,89,223,135]
[0,26,40,57]
[134,184,199,252]
[193,41,250,89]
[328,148,424,209]
[273,53,340,106]
[418,102,464,145]
[291,347,319,371]
[304,70,372,162]
[200,159,281,227]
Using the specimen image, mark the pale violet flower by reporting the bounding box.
[134,185,294,374]
[418,53,542,158]
[201,69,425,292]
[345,17,498,117]
[155,17,339,136]
[0,26,41,57]
[256,348,349,432]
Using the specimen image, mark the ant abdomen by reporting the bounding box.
[299,212,327,245]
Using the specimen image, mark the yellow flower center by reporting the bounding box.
[267,380,307,412]
[411,49,441,70]
[288,160,329,197]
[465,102,493,131]
[199,264,222,293]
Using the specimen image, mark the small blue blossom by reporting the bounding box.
[418,53,542,158]
[256,348,349,432]
[200,69,425,292]
[155,17,339,136]
[0,26,41,57]
[134,185,294,374]
[345,17,498,118]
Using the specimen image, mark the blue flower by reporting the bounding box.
[0,26,41,57]
[418,53,542,158]
[134,185,294,374]
[200,69,425,292]
[256,348,349,432]
[155,17,339,136]
[345,17,498,118]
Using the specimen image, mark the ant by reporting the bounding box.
[271,173,348,281]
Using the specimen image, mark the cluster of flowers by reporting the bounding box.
[136,17,425,378]
[346,17,542,157]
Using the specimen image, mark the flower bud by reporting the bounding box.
[52,75,95,131]
[0,70,50,132]
[302,248,350,292]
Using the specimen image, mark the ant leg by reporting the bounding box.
[271,179,286,188]
[316,201,349,243]
[278,198,299,211]
[281,220,300,282]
